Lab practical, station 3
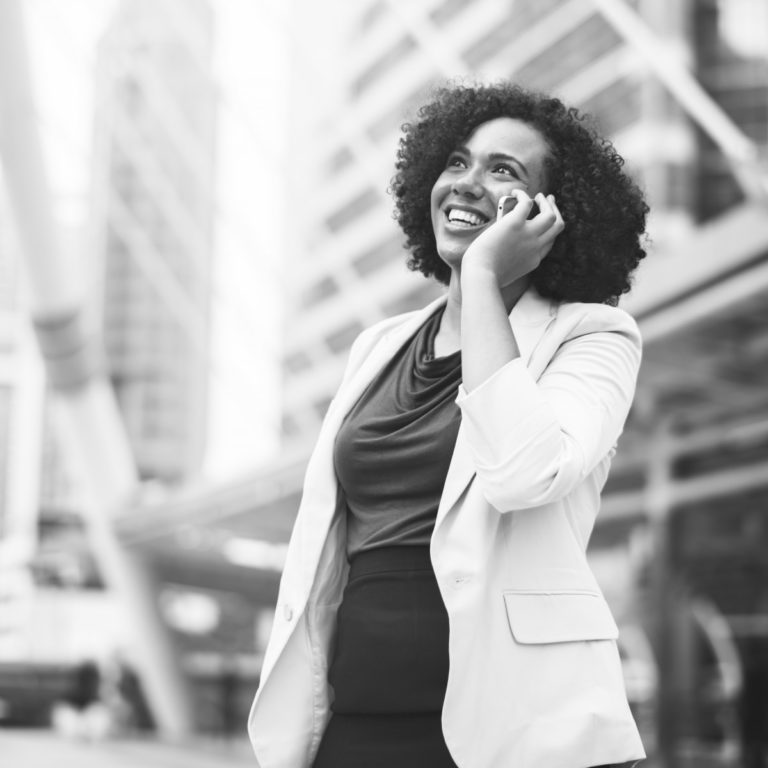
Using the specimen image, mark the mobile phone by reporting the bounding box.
[497,195,540,222]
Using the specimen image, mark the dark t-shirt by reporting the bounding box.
[334,305,462,558]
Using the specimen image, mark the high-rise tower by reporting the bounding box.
[92,0,217,483]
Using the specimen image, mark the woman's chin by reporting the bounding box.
[437,247,468,274]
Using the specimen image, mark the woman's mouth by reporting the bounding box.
[445,207,489,229]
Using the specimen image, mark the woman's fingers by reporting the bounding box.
[497,190,564,236]
[488,190,563,278]
[528,193,564,240]
[503,188,535,222]
[530,192,554,231]
[548,194,565,233]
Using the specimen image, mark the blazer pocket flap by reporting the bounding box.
[503,590,619,644]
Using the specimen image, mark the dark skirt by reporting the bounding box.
[312,546,631,768]
[312,546,458,768]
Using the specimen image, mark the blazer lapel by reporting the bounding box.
[435,287,556,528]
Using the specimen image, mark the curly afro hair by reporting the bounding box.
[390,82,649,305]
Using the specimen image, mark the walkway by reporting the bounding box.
[0,728,256,768]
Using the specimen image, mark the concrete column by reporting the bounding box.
[638,0,697,241]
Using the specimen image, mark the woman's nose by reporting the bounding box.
[451,166,483,198]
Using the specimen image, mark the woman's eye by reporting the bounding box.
[446,154,466,169]
[493,163,519,178]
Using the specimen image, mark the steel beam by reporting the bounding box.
[591,0,768,201]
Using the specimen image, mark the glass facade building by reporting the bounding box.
[264,1,768,762]
[92,0,216,483]
[279,0,738,451]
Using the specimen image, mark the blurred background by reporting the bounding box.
[0,0,767,766]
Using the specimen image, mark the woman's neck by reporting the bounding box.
[433,272,531,358]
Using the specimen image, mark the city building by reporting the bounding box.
[0,185,43,663]
[279,0,702,452]
[130,0,768,757]
[6,0,763,754]
[91,0,217,483]
[0,0,220,728]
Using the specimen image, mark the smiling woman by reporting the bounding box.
[393,83,648,304]
[429,117,552,274]
[248,82,649,768]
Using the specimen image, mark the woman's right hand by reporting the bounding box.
[460,190,564,290]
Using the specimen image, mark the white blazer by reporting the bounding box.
[248,287,646,768]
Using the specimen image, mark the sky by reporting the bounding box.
[18,0,292,482]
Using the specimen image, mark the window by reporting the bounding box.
[325,320,364,354]
[383,282,443,317]
[515,15,622,93]
[461,0,561,70]
[302,276,339,307]
[352,236,402,276]
[350,35,417,98]
[580,77,641,137]
[357,1,388,34]
[284,351,313,376]
[327,145,354,176]
[325,188,380,233]
[429,0,473,27]
[281,413,301,438]
[367,80,435,143]
[313,396,333,420]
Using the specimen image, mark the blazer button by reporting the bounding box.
[283,605,293,621]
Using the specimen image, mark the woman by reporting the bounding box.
[249,82,649,768]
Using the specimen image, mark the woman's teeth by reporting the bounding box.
[447,209,487,227]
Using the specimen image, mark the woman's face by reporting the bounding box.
[430,117,550,269]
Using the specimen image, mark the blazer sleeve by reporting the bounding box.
[455,309,641,511]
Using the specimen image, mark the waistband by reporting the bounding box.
[348,546,433,580]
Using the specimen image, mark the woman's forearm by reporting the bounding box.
[459,265,522,392]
